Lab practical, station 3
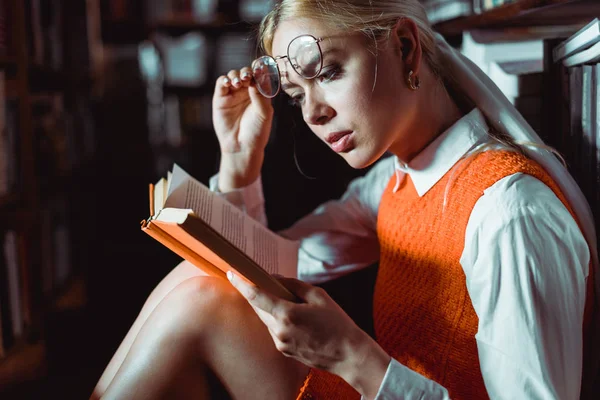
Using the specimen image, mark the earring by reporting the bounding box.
[407,70,420,91]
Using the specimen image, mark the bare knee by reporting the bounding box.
[153,276,250,341]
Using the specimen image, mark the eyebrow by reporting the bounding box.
[279,47,342,92]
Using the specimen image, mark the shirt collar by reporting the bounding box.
[392,108,490,196]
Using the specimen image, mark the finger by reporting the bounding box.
[227,271,279,314]
[275,277,328,305]
[251,304,277,328]
[227,69,243,88]
[240,67,252,87]
[214,75,232,97]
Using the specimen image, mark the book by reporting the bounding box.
[424,0,472,25]
[568,66,584,180]
[553,18,600,63]
[562,40,600,68]
[595,63,600,225]
[542,38,572,153]
[460,31,544,77]
[3,231,23,339]
[581,64,596,203]
[141,164,300,302]
[0,70,6,197]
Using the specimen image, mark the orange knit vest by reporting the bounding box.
[296,151,594,400]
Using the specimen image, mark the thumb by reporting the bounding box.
[248,85,274,118]
[274,276,328,305]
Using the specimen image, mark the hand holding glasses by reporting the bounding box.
[251,34,324,98]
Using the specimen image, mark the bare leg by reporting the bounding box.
[91,260,207,398]
[100,275,309,399]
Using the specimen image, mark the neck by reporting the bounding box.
[391,72,464,164]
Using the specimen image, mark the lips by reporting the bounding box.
[325,130,353,145]
[325,131,354,153]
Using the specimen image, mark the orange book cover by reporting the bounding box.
[141,165,299,302]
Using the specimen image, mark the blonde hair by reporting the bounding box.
[258,0,564,169]
[259,0,442,77]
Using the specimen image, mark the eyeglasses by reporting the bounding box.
[251,34,324,98]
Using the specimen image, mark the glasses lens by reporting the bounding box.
[252,56,280,98]
[288,36,322,79]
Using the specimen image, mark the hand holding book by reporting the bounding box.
[227,270,391,399]
[142,164,300,302]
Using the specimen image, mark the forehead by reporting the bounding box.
[272,18,341,57]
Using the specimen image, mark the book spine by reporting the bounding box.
[591,64,600,233]
[0,231,14,354]
[0,70,6,197]
[568,66,584,183]
[581,65,595,203]
[4,231,24,339]
[542,38,571,152]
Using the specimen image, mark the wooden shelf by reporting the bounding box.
[434,0,600,36]
[0,340,47,391]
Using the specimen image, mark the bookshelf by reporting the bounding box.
[434,0,600,36]
[0,0,99,392]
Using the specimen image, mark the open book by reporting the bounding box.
[141,164,300,302]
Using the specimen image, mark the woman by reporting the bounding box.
[92,0,598,399]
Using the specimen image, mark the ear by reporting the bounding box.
[390,18,422,76]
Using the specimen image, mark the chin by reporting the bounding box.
[341,149,380,170]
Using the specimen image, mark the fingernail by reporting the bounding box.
[241,72,251,79]
[223,77,230,84]
[233,77,241,85]
[227,271,233,281]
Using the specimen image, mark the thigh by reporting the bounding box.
[104,276,310,400]
[92,260,207,397]
[189,277,310,400]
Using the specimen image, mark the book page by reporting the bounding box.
[165,164,299,277]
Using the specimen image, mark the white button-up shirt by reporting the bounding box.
[210,108,590,399]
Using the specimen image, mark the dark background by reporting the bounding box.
[1,1,372,398]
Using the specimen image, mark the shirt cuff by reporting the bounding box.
[366,358,450,400]
[208,173,267,225]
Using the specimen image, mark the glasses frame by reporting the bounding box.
[252,34,324,98]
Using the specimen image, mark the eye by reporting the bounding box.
[288,93,305,108]
[318,65,342,83]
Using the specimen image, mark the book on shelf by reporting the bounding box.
[476,0,516,13]
[553,18,600,63]
[154,32,209,87]
[424,0,472,25]
[460,30,544,76]
[141,164,300,302]
[590,64,600,223]
[0,71,18,197]
[0,70,6,197]
[0,230,24,358]
[0,0,7,55]
[581,64,596,203]
[568,66,584,179]
[562,40,600,68]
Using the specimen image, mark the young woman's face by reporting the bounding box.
[271,18,419,169]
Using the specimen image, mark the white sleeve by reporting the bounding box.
[280,156,394,284]
[210,156,395,284]
[462,173,589,399]
[369,359,450,400]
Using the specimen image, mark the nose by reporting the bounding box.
[302,91,335,126]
